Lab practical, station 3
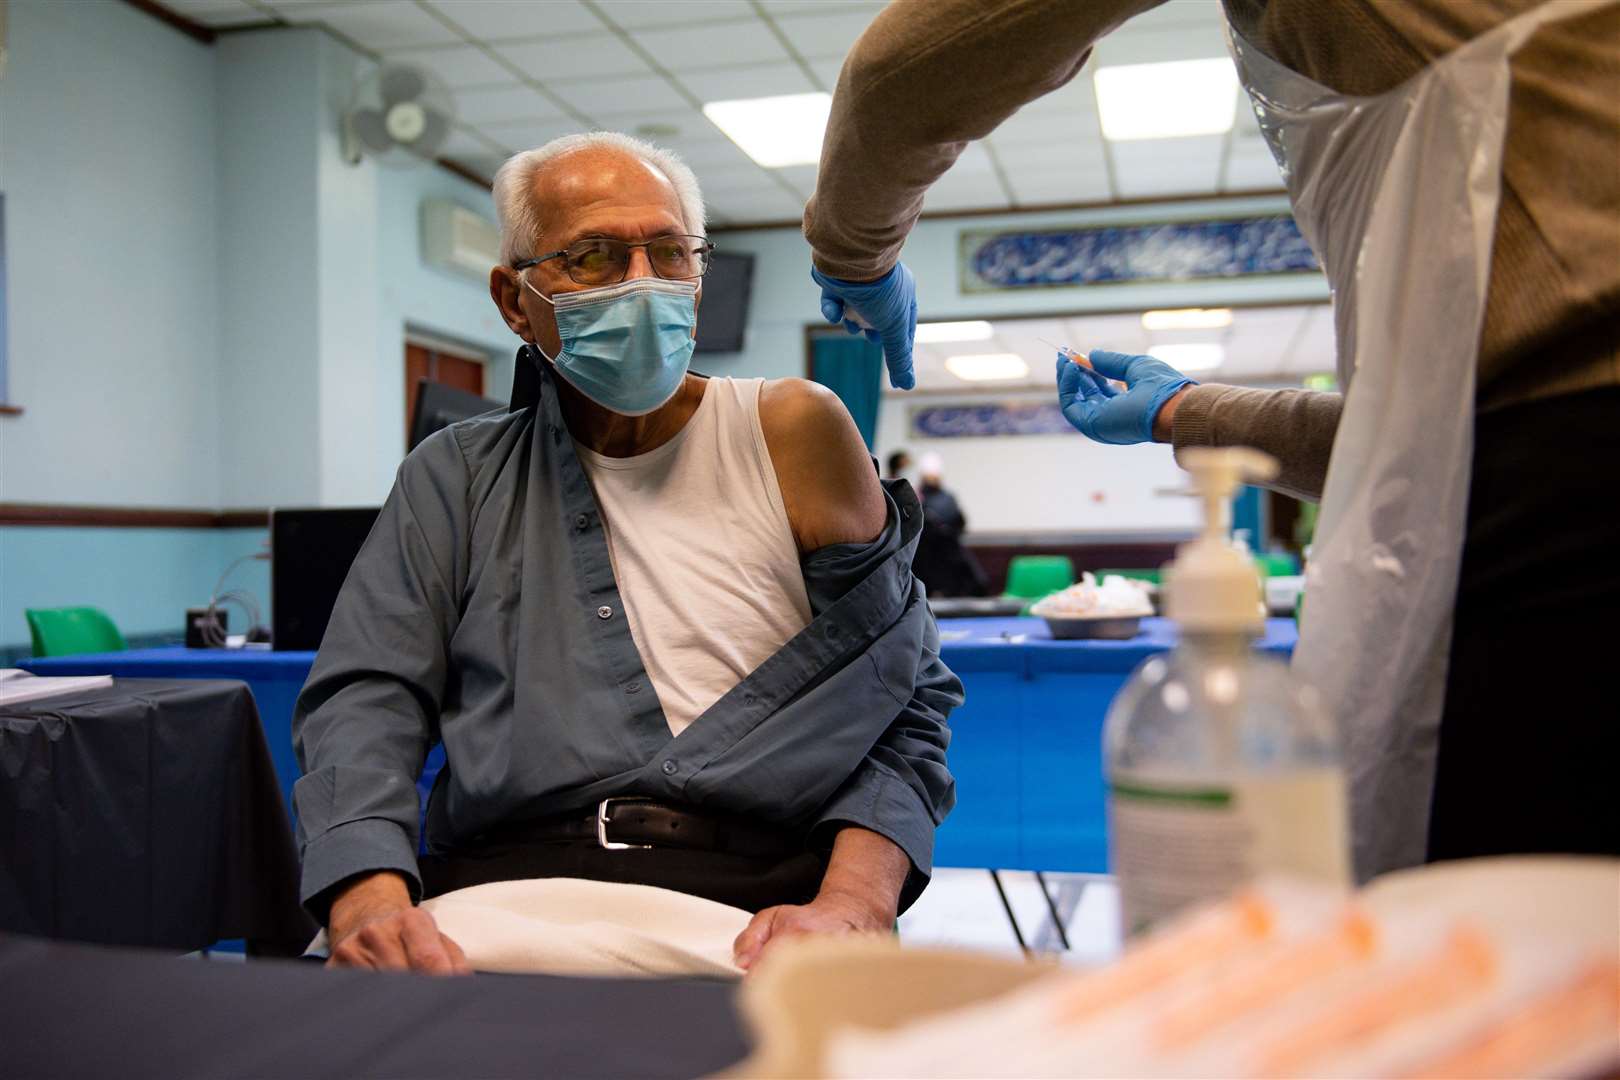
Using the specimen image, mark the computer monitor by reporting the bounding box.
[409,379,502,452]
[694,251,755,354]
[270,507,382,651]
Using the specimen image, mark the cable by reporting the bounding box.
[203,552,268,649]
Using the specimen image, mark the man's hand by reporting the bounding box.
[732,889,893,972]
[732,827,909,971]
[326,870,471,975]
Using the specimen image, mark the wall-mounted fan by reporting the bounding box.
[343,63,455,167]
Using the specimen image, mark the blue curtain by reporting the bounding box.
[810,335,883,449]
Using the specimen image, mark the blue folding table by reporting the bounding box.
[23,617,1298,879]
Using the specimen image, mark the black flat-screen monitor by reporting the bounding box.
[409,379,502,452]
[695,251,755,354]
[270,507,381,651]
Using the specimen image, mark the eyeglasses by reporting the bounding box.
[515,234,714,286]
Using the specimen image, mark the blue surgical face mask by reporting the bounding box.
[525,274,699,416]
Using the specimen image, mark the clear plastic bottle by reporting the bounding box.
[1105,448,1349,938]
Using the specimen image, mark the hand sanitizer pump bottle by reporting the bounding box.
[1105,448,1349,938]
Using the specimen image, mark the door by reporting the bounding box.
[405,341,486,449]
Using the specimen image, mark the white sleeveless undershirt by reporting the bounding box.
[574,378,812,736]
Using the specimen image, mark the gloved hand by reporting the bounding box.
[811,263,918,390]
[1056,349,1197,445]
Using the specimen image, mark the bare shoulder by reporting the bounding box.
[757,378,886,552]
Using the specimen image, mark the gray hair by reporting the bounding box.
[492,131,707,266]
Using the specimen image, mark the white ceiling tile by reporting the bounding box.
[769,9,878,58]
[443,153,507,181]
[942,141,998,177]
[990,136,1103,173]
[494,32,650,79]
[773,162,818,196]
[674,63,817,104]
[663,139,766,177]
[549,73,685,116]
[580,106,722,143]
[385,43,513,88]
[990,108,1101,150]
[707,187,804,222]
[454,83,566,124]
[442,125,508,157]
[1010,75,1097,116]
[1109,133,1224,198]
[423,0,603,39]
[163,0,273,27]
[1221,140,1283,191]
[758,0,883,15]
[696,169,785,196]
[278,1,461,48]
[596,0,757,28]
[1006,167,1113,207]
[1093,31,1231,69]
[477,117,589,149]
[1117,0,1229,35]
[631,21,790,71]
[921,170,1010,214]
[807,57,844,90]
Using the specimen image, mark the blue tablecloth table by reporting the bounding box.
[25,617,1298,874]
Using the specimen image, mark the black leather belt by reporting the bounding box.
[476,797,803,862]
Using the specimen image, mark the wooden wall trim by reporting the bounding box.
[0,504,271,529]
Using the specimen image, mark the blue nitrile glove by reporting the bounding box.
[1055,349,1197,445]
[810,263,918,390]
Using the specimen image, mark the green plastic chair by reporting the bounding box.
[1003,555,1075,600]
[24,607,128,658]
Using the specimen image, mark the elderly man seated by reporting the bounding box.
[292,132,961,975]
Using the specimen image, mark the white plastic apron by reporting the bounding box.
[1225,0,1609,881]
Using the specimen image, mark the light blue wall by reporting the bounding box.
[0,0,221,507]
[1,526,269,649]
[0,6,512,652]
[374,161,517,473]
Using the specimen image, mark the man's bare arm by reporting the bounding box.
[759,379,887,552]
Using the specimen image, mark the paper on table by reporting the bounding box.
[0,669,115,706]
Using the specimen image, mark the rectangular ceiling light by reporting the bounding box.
[915,320,994,344]
[1148,343,1225,372]
[702,92,831,168]
[1094,58,1238,141]
[946,353,1030,382]
[1142,307,1233,331]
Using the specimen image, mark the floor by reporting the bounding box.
[898,869,1122,968]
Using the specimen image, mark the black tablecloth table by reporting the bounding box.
[0,933,751,1079]
[0,679,315,953]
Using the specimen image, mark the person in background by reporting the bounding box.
[912,454,989,599]
[886,449,912,484]
[803,0,1619,879]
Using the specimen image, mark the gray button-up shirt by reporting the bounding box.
[292,360,960,918]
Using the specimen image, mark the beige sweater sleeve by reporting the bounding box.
[1171,384,1343,503]
[803,0,1164,280]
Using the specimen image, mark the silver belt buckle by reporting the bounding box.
[597,797,655,850]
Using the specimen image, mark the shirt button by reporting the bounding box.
[661,760,677,775]
[626,681,642,694]
[574,513,590,530]
[597,605,613,619]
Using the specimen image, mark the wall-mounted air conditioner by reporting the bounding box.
[421,199,499,283]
